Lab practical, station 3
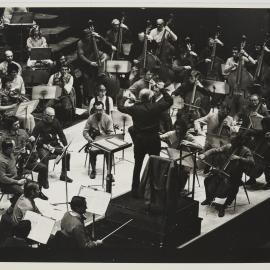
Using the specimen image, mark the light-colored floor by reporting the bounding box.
[1,117,270,243]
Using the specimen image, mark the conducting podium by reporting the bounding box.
[91,135,132,193]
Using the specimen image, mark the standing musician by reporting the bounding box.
[47,64,75,125]
[77,27,118,105]
[224,45,257,116]
[199,134,254,217]
[0,116,48,200]
[198,36,224,81]
[118,88,173,198]
[149,18,177,65]
[29,107,73,185]
[83,101,114,179]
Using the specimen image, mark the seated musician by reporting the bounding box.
[199,134,254,217]
[89,84,114,116]
[59,196,102,248]
[29,107,73,184]
[83,101,114,179]
[26,25,53,68]
[0,116,48,200]
[11,181,41,226]
[194,102,237,150]
[0,138,26,206]
[7,63,26,95]
[0,50,22,80]
[0,75,35,132]
[47,64,75,125]
[235,94,269,127]
[125,69,156,100]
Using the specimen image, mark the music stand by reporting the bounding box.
[78,185,111,239]
[203,80,230,95]
[53,141,72,211]
[9,12,34,62]
[111,110,133,163]
[106,60,131,74]
[32,85,62,100]
[30,48,52,61]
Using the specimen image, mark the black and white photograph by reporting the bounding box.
[0,1,270,263]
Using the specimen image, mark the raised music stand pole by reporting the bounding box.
[106,150,113,193]
[92,213,96,240]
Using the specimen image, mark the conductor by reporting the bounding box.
[118,84,173,197]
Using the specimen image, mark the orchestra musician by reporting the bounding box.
[29,107,73,185]
[82,101,114,179]
[0,116,48,200]
[199,134,254,217]
[118,88,173,198]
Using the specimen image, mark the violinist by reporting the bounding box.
[0,116,48,200]
[30,107,73,185]
[0,75,35,132]
[199,134,254,217]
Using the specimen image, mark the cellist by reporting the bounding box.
[199,134,254,217]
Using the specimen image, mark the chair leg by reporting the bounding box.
[113,154,115,175]
[0,193,4,202]
[234,197,237,211]
[242,183,251,204]
[102,155,105,187]
[84,152,88,167]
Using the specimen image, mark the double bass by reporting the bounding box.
[227,35,253,97]
[206,26,224,81]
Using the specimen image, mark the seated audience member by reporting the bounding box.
[26,25,53,68]
[0,116,48,199]
[60,196,102,248]
[1,220,32,248]
[83,101,114,179]
[0,75,35,132]
[0,50,22,81]
[0,138,26,205]
[11,181,41,226]
[30,107,73,184]
[47,65,75,125]
[89,84,114,116]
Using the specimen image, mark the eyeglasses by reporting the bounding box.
[46,114,55,118]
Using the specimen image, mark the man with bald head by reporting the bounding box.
[30,107,73,185]
[0,50,22,79]
[118,87,173,197]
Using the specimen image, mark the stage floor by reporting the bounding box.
[1,117,270,247]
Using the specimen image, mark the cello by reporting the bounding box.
[115,13,126,60]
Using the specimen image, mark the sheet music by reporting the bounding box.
[78,186,111,216]
[15,100,39,116]
[93,139,119,151]
[23,210,55,244]
[106,137,128,147]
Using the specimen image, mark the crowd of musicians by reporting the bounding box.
[0,7,270,248]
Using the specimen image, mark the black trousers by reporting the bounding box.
[131,132,161,191]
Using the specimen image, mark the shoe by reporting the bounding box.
[106,174,115,183]
[218,207,225,217]
[201,199,211,206]
[245,178,257,185]
[39,192,48,200]
[60,174,73,183]
[262,183,270,190]
[43,182,49,189]
[90,170,96,179]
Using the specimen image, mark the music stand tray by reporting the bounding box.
[10,12,34,25]
[32,85,62,100]
[30,48,52,61]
